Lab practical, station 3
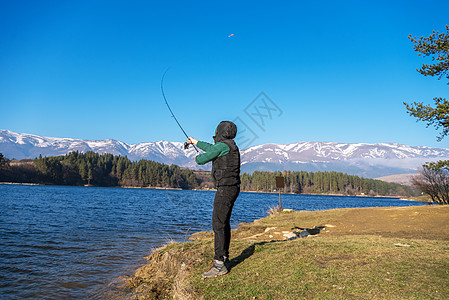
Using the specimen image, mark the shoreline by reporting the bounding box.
[239,189,406,199]
[0,182,41,186]
[0,182,184,191]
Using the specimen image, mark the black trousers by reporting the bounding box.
[212,185,240,261]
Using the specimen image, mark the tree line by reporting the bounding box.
[240,170,417,197]
[0,151,198,189]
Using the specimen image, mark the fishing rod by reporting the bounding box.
[161,68,199,152]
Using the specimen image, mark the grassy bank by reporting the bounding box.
[123,206,449,299]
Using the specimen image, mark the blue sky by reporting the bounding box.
[1,0,448,149]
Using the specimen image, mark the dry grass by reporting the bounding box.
[123,240,205,299]
[193,235,449,299]
[267,205,283,216]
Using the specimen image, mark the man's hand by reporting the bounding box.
[187,137,198,145]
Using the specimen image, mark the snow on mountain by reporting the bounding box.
[2,130,449,178]
[127,140,199,168]
[240,141,449,177]
[0,130,130,159]
[241,141,449,162]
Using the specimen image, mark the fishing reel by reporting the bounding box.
[184,142,190,150]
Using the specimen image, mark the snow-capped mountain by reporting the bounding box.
[2,130,449,178]
[0,130,199,168]
[240,142,449,178]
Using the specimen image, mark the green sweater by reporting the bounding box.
[195,141,230,165]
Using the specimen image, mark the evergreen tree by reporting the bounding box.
[240,170,416,197]
[0,153,8,169]
[404,25,449,141]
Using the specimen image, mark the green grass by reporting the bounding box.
[189,236,449,299]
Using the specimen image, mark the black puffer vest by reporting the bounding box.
[212,139,241,187]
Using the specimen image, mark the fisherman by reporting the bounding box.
[187,121,240,278]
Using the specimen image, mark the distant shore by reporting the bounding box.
[0,182,41,186]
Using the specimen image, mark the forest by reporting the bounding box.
[0,151,417,196]
[0,151,198,189]
[240,170,417,197]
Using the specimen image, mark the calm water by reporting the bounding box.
[0,184,425,299]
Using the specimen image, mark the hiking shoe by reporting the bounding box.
[202,260,228,279]
[223,256,231,269]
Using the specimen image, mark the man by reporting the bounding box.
[187,121,240,278]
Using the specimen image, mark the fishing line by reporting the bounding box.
[161,68,199,152]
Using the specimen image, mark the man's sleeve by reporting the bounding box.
[196,141,214,152]
[195,142,229,165]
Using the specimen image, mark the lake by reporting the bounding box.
[0,184,426,299]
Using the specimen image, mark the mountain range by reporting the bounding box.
[2,129,449,179]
